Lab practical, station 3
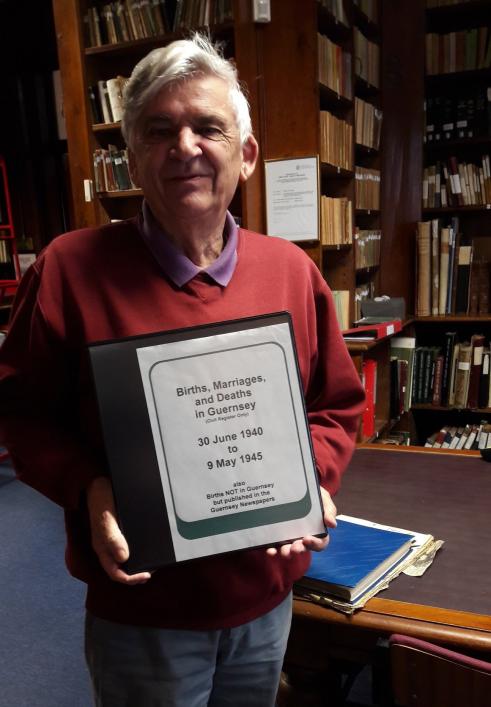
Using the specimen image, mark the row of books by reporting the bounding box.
[354,28,380,88]
[174,0,233,31]
[317,0,348,26]
[88,77,128,125]
[424,88,491,143]
[84,1,170,47]
[435,333,491,409]
[355,166,380,210]
[415,219,490,317]
[84,1,234,47]
[354,229,381,270]
[353,0,379,24]
[317,33,353,100]
[362,358,377,438]
[390,332,491,413]
[425,423,491,451]
[425,27,491,75]
[320,196,353,247]
[320,111,353,171]
[355,97,382,150]
[93,146,136,192]
[422,156,491,208]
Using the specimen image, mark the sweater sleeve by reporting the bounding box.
[305,278,365,497]
[0,264,106,509]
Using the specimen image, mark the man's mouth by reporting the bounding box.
[170,174,210,181]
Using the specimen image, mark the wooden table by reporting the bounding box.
[287,446,491,677]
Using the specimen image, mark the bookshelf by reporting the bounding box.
[51,0,263,232]
[52,0,391,324]
[0,157,21,307]
[398,0,491,447]
[250,0,388,325]
[51,0,428,445]
[353,2,382,321]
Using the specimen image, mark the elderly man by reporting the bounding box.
[0,34,364,707]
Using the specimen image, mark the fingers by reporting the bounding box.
[266,486,337,558]
[87,476,152,585]
[265,533,329,558]
[320,487,337,528]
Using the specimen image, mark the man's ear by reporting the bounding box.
[127,150,141,188]
[239,135,259,183]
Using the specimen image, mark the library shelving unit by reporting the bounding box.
[353,0,383,321]
[405,0,491,446]
[0,156,21,310]
[253,0,386,325]
[51,0,263,232]
[51,0,427,445]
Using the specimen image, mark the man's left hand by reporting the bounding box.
[266,486,336,558]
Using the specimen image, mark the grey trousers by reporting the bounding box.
[85,592,292,707]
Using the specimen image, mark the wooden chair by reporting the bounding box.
[389,633,491,707]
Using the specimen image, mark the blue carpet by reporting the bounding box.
[0,463,92,707]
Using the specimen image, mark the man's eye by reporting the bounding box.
[200,126,222,137]
[145,126,173,140]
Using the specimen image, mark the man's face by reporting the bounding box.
[129,75,257,231]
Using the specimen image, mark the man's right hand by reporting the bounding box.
[86,476,152,585]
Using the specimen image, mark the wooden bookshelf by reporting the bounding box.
[51,0,430,446]
[52,0,263,232]
[401,0,491,447]
[0,157,21,303]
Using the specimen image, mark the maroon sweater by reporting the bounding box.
[0,219,364,629]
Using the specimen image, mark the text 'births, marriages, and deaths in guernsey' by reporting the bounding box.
[136,317,325,560]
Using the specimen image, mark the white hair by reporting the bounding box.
[121,33,252,149]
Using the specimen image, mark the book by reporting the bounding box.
[97,80,113,124]
[88,313,326,572]
[467,334,485,409]
[332,290,350,331]
[390,337,416,412]
[342,320,402,341]
[454,342,472,408]
[455,245,473,314]
[298,515,415,602]
[447,341,461,407]
[479,349,490,409]
[106,76,128,123]
[432,353,444,405]
[431,218,440,315]
[416,221,431,316]
[361,358,377,438]
[441,331,457,405]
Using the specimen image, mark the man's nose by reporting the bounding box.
[170,127,202,159]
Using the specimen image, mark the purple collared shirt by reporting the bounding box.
[139,200,238,287]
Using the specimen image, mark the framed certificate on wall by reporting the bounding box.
[89,312,325,573]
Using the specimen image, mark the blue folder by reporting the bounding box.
[300,517,415,601]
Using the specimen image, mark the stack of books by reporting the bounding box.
[424,88,491,145]
[317,34,353,99]
[425,26,491,75]
[416,220,490,317]
[423,156,491,209]
[88,76,129,125]
[425,423,491,450]
[93,145,136,193]
[295,515,436,613]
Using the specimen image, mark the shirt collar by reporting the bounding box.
[139,200,238,288]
